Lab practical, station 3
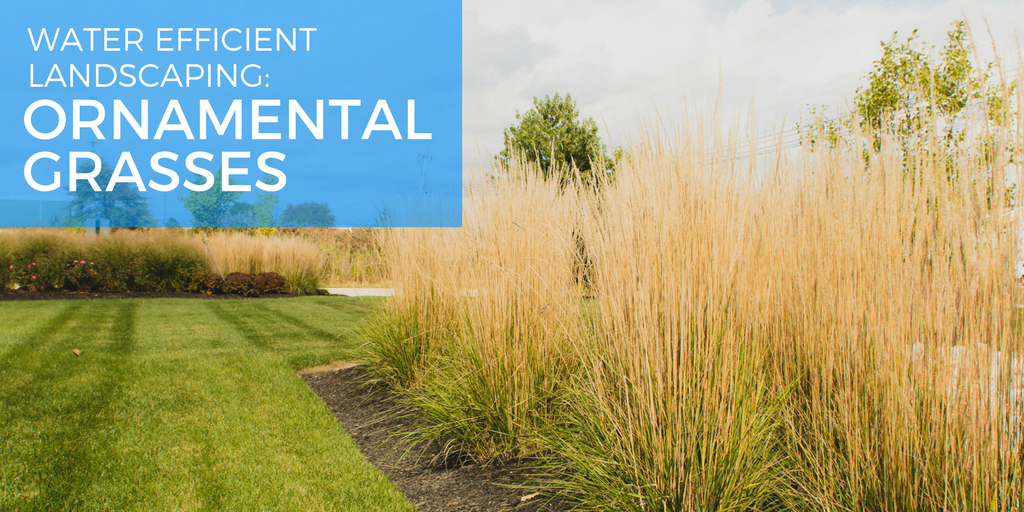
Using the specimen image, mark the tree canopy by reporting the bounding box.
[180,171,281,227]
[855,20,1000,148]
[498,93,612,185]
[801,19,1014,155]
[278,202,335,227]
[179,169,242,228]
[66,160,156,228]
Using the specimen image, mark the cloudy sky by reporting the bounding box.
[463,0,1024,162]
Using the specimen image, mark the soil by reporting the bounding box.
[303,366,567,512]
[0,290,304,301]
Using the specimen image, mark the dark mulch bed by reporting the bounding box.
[0,290,303,301]
[303,366,567,512]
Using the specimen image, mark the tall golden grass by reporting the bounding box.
[366,76,1023,509]
[568,102,1023,509]
[276,228,386,286]
[0,228,206,256]
[364,168,582,461]
[200,230,326,293]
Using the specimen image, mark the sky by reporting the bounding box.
[3,1,1022,227]
[463,0,1024,164]
[0,0,463,227]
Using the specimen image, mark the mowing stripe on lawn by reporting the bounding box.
[1,301,137,512]
[205,300,363,369]
[308,297,380,343]
[0,302,91,412]
[134,299,412,511]
[0,301,84,373]
[313,296,382,314]
[0,303,76,357]
[2,298,415,512]
[204,302,272,350]
[249,301,343,342]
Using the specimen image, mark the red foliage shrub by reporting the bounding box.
[255,272,287,294]
[224,272,259,297]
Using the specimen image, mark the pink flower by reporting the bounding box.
[31,276,36,279]
[74,266,79,269]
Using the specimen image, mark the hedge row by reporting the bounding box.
[0,232,289,297]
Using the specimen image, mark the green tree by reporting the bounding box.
[67,160,157,228]
[218,174,280,227]
[802,19,1014,157]
[498,92,612,186]
[222,201,256,227]
[278,202,335,227]
[254,173,280,226]
[179,169,242,227]
[801,19,1017,208]
[856,20,994,150]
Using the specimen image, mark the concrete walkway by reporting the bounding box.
[323,288,394,297]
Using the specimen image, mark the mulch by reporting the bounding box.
[0,290,304,301]
[303,366,567,512]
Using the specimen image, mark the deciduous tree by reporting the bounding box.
[67,160,157,228]
[498,92,612,186]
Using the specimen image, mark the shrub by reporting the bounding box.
[255,272,286,294]
[86,237,139,291]
[134,235,209,291]
[0,237,12,290]
[58,257,104,292]
[0,230,332,296]
[189,271,224,295]
[0,231,212,293]
[224,272,259,297]
[5,232,79,292]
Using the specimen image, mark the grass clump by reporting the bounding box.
[362,294,445,389]
[366,78,1023,509]
[543,118,799,510]
[201,230,326,294]
[279,227,386,286]
[363,169,581,463]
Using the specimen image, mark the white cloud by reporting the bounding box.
[464,0,1024,162]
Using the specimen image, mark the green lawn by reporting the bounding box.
[0,297,414,512]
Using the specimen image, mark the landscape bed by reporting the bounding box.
[304,365,563,512]
[361,96,1024,509]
